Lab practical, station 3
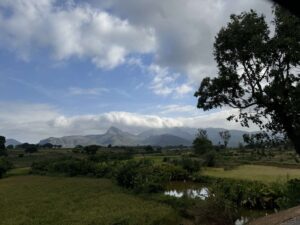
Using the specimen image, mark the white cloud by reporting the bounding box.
[127,58,195,97]
[96,0,273,82]
[0,0,156,69]
[159,104,196,115]
[68,87,109,96]
[0,102,257,143]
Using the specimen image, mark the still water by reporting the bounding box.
[164,182,250,225]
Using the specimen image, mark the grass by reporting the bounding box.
[0,176,179,225]
[202,165,300,183]
[5,167,30,177]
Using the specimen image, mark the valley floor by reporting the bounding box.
[0,176,179,225]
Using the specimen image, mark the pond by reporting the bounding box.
[164,188,209,199]
[163,182,267,225]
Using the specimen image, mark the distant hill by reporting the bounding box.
[39,126,251,148]
[143,134,191,146]
[5,138,21,147]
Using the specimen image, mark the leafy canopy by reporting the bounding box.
[195,6,300,153]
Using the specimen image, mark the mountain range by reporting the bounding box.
[38,126,250,148]
[5,138,21,147]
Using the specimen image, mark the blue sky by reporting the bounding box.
[0,0,272,142]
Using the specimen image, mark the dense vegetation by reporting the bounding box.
[195,6,300,154]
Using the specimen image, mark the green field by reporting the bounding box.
[202,165,300,182]
[0,176,179,225]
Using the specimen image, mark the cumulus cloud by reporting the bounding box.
[95,0,273,81]
[0,102,257,143]
[0,0,156,68]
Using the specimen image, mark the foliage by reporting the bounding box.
[18,143,38,153]
[39,143,54,149]
[115,160,188,193]
[278,179,300,208]
[89,152,133,162]
[83,145,99,155]
[6,144,14,150]
[169,157,202,173]
[144,145,154,153]
[203,151,217,167]
[193,190,239,225]
[0,157,13,178]
[193,129,213,155]
[0,135,7,156]
[195,6,300,153]
[219,130,231,148]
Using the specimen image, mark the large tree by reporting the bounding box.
[0,136,7,156]
[195,6,300,154]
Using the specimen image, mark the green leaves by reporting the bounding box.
[195,5,300,153]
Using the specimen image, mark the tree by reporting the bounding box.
[219,130,231,148]
[0,157,12,178]
[195,6,300,154]
[17,143,38,153]
[193,129,213,155]
[0,136,7,156]
[40,143,53,149]
[83,145,99,155]
[144,145,154,153]
[6,145,14,150]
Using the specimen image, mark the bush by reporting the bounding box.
[170,157,202,173]
[212,179,285,210]
[32,157,94,176]
[203,151,216,167]
[0,157,13,178]
[278,179,300,209]
[89,152,132,162]
[194,191,239,225]
[83,145,99,155]
[115,160,187,193]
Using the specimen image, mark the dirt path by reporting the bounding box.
[248,206,300,225]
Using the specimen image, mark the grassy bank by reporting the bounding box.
[0,176,179,225]
[202,165,300,183]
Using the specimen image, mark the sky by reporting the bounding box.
[0,0,273,143]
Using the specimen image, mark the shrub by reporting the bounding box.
[194,191,239,225]
[32,157,94,176]
[170,157,202,173]
[278,179,300,209]
[0,157,13,178]
[83,145,99,155]
[212,179,285,210]
[203,151,216,167]
[89,152,132,162]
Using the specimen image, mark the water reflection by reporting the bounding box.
[235,217,249,225]
[164,188,209,199]
[164,188,249,225]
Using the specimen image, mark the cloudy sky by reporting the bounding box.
[0,0,273,142]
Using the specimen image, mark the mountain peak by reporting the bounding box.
[106,126,123,135]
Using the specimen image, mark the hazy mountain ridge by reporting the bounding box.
[38,126,251,148]
[5,138,21,147]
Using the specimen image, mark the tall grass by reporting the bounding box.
[0,176,179,225]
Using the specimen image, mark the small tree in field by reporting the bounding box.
[83,145,99,155]
[193,129,213,155]
[219,130,231,148]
